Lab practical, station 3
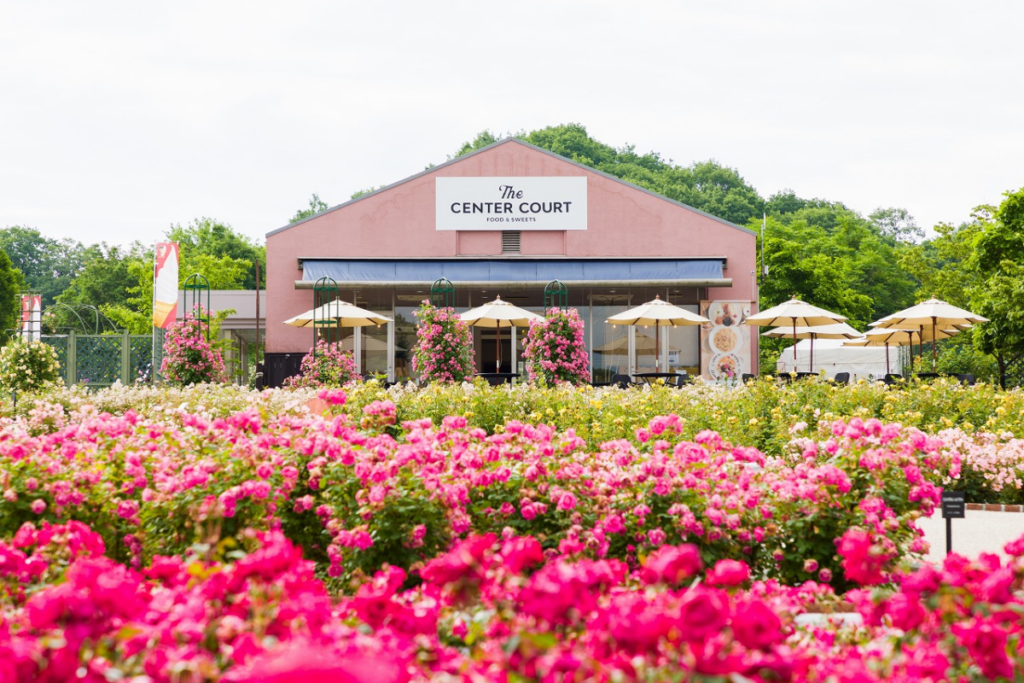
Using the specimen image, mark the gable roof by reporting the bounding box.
[267,137,756,238]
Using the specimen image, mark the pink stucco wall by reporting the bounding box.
[266,140,757,353]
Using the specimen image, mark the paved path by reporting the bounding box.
[917,510,1024,564]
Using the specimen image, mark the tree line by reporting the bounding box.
[0,219,265,336]
[2,123,1022,383]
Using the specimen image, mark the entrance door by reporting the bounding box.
[478,329,514,373]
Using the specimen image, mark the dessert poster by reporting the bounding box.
[699,301,753,380]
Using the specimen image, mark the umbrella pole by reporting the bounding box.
[931,317,937,372]
[656,324,660,372]
[810,334,814,374]
[497,324,502,372]
[921,327,929,370]
[793,319,797,363]
[885,343,890,375]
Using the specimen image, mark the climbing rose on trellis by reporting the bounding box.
[523,307,589,385]
[160,316,228,386]
[412,300,475,384]
[285,339,361,388]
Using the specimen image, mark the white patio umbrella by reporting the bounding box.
[458,296,543,372]
[744,298,847,372]
[844,327,961,375]
[870,297,987,370]
[606,296,709,371]
[762,322,862,373]
[284,300,393,328]
[285,299,394,354]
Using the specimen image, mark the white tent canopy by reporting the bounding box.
[776,338,902,379]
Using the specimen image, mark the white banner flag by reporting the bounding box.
[153,242,179,329]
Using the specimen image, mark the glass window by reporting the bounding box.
[591,292,632,384]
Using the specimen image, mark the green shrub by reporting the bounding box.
[0,340,63,392]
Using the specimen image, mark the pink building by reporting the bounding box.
[265,138,757,385]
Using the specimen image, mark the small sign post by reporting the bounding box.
[941,490,966,555]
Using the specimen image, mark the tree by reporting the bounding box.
[450,124,767,226]
[0,226,87,307]
[756,209,916,322]
[765,190,807,215]
[0,248,23,345]
[56,243,142,309]
[289,194,330,224]
[972,262,1024,388]
[899,189,1024,385]
[166,218,265,289]
[758,233,874,326]
[869,207,924,243]
[92,220,256,335]
[970,188,1024,387]
[350,186,385,200]
[898,216,984,309]
[103,251,249,334]
[450,130,501,159]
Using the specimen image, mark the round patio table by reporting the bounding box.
[475,372,519,386]
[634,372,687,386]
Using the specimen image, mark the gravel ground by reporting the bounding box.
[917,510,1024,564]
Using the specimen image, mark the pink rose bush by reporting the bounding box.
[411,300,475,383]
[2,521,1024,681]
[160,315,229,386]
[9,385,1024,680]
[936,427,1024,502]
[0,402,955,591]
[285,339,361,388]
[522,307,590,385]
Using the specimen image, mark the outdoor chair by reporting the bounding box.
[741,373,757,384]
[833,372,850,384]
[672,372,690,387]
[610,374,633,389]
[883,373,904,385]
[955,373,976,386]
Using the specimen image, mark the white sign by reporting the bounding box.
[436,177,587,231]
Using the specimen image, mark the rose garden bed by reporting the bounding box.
[1,382,1023,680]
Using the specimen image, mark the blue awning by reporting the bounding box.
[300,259,727,286]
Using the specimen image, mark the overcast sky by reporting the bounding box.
[2,1,1022,248]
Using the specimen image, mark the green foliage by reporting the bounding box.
[901,189,1024,387]
[449,130,501,158]
[0,340,63,391]
[350,186,385,200]
[0,248,22,345]
[167,218,265,290]
[289,193,330,223]
[452,124,765,226]
[103,243,251,335]
[0,226,87,307]
[869,207,924,243]
[48,243,144,332]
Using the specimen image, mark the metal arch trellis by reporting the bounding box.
[43,303,120,335]
[430,278,455,309]
[544,280,568,312]
[182,273,211,341]
[312,276,340,356]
